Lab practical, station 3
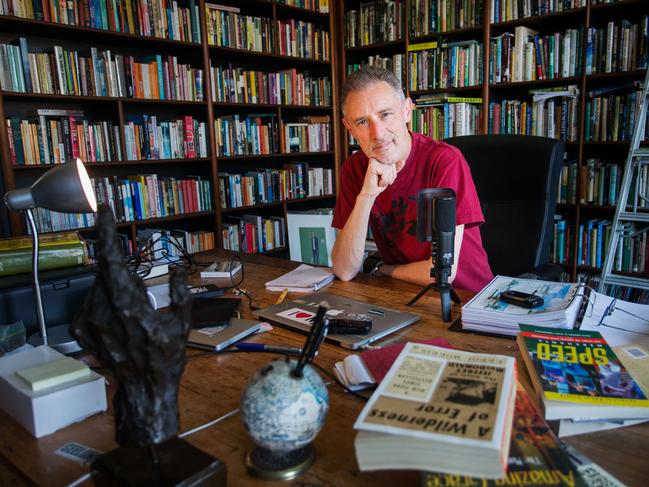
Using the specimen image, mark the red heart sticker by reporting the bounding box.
[295,312,313,319]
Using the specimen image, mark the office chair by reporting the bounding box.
[444,134,565,280]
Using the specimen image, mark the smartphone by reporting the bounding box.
[327,318,373,335]
[499,290,544,309]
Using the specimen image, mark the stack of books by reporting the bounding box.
[353,343,517,479]
[517,325,649,436]
[460,275,585,337]
[264,264,334,292]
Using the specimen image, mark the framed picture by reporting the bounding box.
[287,211,336,267]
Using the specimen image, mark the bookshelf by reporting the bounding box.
[0,0,340,260]
[337,0,649,295]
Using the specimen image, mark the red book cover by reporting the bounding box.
[183,115,196,158]
[6,120,17,165]
[69,116,79,159]
[360,338,452,384]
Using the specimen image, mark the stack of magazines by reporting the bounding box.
[264,264,335,292]
[460,276,585,337]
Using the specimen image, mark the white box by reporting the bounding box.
[0,345,107,438]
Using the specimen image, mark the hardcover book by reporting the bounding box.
[200,259,242,278]
[517,325,649,421]
[354,343,517,478]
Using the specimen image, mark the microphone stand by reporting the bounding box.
[407,240,461,322]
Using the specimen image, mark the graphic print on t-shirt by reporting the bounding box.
[371,196,418,263]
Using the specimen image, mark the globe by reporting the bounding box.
[240,358,329,479]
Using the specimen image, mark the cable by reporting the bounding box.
[178,408,240,438]
[66,472,92,487]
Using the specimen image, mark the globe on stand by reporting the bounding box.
[240,357,329,480]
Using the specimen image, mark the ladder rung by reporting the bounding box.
[633,148,649,158]
[618,212,649,223]
[602,274,649,291]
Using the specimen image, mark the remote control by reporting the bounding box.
[188,284,224,298]
[327,317,373,335]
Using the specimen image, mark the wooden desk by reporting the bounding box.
[1,251,647,486]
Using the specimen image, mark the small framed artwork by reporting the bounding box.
[287,211,336,267]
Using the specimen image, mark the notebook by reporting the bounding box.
[187,318,261,352]
[256,292,420,350]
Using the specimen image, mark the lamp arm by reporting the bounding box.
[25,209,48,346]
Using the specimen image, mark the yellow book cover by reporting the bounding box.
[408,41,438,52]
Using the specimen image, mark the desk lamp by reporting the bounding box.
[3,159,97,353]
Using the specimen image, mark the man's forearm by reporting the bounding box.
[332,194,375,281]
[381,259,434,286]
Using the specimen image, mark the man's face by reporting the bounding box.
[342,81,412,165]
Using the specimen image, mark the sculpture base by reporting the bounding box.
[92,436,226,486]
[245,444,315,481]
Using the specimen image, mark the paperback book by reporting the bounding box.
[460,276,584,337]
[200,259,242,278]
[421,384,587,487]
[354,343,517,478]
[517,325,649,421]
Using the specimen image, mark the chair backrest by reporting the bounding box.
[444,134,565,277]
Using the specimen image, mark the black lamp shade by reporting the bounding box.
[4,159,97,213]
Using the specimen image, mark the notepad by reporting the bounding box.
[15,357,90,392]
[265,264,335,292]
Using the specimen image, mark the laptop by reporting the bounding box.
[256,292,420,349]
[187,318,261,352]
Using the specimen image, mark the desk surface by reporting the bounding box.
[0,251,646,486]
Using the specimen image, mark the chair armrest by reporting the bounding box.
[518,263,565,281]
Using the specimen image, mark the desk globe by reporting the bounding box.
[241,357,329,480]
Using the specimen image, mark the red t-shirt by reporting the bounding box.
[332,132,493,292]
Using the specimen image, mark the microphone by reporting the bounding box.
[432,195,456,288]
[410,188,459,322]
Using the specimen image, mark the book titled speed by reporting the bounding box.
[517,325,649,421]
[354,343,517,479]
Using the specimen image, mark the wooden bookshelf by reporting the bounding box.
[337,0,649,289]
[0,0,341,259]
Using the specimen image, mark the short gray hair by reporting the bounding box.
[340,66,405,114]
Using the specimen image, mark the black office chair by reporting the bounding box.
[444,134,565,280]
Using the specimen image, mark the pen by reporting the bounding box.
[276,289,289,304]
[235,342,303,355]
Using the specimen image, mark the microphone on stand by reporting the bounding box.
[409,188,461,322]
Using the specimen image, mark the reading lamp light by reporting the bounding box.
[3,158,97,353]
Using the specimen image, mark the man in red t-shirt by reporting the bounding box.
[331,67,493,292]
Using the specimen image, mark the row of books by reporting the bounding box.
[283,119,331,153]
[0,38,204,100]
[1,0,201,43]
[489,0,586,24]
[222,215,286,254]
[214,114,279,156]
[209,65,332,107]
[344,0,404,48]
[489,26,584,84]
[576,272,649,305]
[347,54,406,88]
[277,19,330,61]
[218,165,333,209]
[585,17,649,75]
[585,90,649,142]
[6,112,122,165]
[562,159,623,206]
[275,0,329,14]
[92,174,212,223]
[551,217,572,265]
[411,98,483,139]
[576,218,611,270]
[123,115,208,161]
[204,5,274,53]
[408,40,483,91]
[409,0,482,37]
[488,95,580,141]
[32,207,95,233]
